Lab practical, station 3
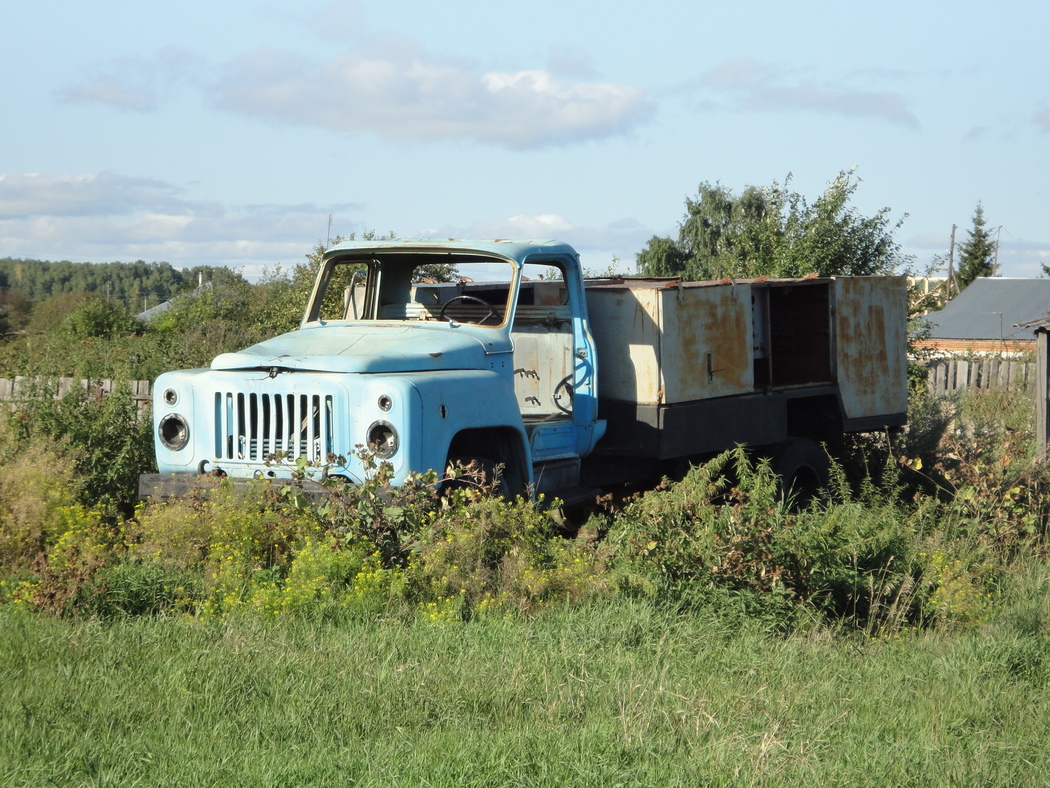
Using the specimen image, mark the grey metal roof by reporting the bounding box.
[924,277,1050,341]
[135,282,213,322]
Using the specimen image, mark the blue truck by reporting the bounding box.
[140,239,908,503]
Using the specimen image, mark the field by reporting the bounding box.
[5,598,1050,787]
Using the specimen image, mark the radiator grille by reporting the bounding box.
[214,392,335,462]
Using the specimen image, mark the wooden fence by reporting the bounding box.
[0,378,152,414]
[0,365,1034,405]
[927,358,1033,396]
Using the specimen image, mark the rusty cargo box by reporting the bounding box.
[584,275,908,426]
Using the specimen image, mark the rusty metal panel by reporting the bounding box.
[660,283,753,402]
[833,276,908,421]
[587,281,754,404]
[586,286,664,404]
[511,324,575,418]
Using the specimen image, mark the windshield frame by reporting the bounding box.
[303,250,522,329]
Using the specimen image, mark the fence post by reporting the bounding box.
[1038,332,1050,460]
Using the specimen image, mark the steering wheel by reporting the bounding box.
[553,374,574,414]
[439,294,498,325]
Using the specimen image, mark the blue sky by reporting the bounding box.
[3,0,1048,279]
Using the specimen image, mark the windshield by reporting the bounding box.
[308,256,520,328]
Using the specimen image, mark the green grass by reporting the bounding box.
[4,599,1050,787]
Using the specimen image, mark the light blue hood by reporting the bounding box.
[211,323,501,374]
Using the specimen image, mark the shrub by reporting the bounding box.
[302,460,617,619]
[132,481,320,614]
[608,449,941,632]
[412,493,616,618]
[239,537,406,620]
[0,443,90,572]
[2,379,154,512]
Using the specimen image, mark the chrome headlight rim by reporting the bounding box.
[159,413,190,452]
[366,420,399,459]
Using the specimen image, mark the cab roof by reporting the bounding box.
[323,238,579,264]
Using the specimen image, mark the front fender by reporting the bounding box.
[400,368,530,481]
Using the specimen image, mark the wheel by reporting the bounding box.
[769,437,830,509]
[439,295,498,325]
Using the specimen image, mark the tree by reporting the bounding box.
[637,170,910,280]
[955,202,997,289]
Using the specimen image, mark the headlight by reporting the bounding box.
[159,413,190,451]
[367,420,399,459]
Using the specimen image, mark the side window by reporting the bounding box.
[518,263,568,307]
[317,262,367,321]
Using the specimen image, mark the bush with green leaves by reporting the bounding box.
[4,461,614,622]
[0,443,93,573]
[291,460,617,619]
[2,378,153,512]
[605,448,998,632]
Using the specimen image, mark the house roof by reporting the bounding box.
[136,281,213,322]
[923,277,1050,342]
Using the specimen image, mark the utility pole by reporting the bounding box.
[946,224,957,301]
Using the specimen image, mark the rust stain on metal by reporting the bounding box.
[834,277,908,420]
[668,284,752,401]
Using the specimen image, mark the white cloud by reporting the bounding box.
[57,71,157,112]
[701,58,918,127]
[0,172,183,219]
[904,232,1050,278]
[1036,109,1050,132]
[58,38,653,149]
[211,43,653,149]
[994,240,1050,278]
[0,172,359,271]
[0,173,653,274]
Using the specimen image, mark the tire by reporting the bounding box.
[770,437,830,509]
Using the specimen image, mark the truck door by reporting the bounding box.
[511,260,604,467]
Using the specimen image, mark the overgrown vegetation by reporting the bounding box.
[1,373,1048,638]
[2,235,1045,634]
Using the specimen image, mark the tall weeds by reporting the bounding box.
[1,385,1048,636]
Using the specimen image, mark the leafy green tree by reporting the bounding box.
[638,170,909,280]
[0,289,31,334]
[956,202,998,289]
[61,295,139,340]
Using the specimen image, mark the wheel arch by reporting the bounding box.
[445,426,531,497]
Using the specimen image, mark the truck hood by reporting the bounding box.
[211,323,498,374]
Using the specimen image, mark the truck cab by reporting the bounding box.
[146,239,604,498]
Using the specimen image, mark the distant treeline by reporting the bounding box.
[0,258,240,310]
